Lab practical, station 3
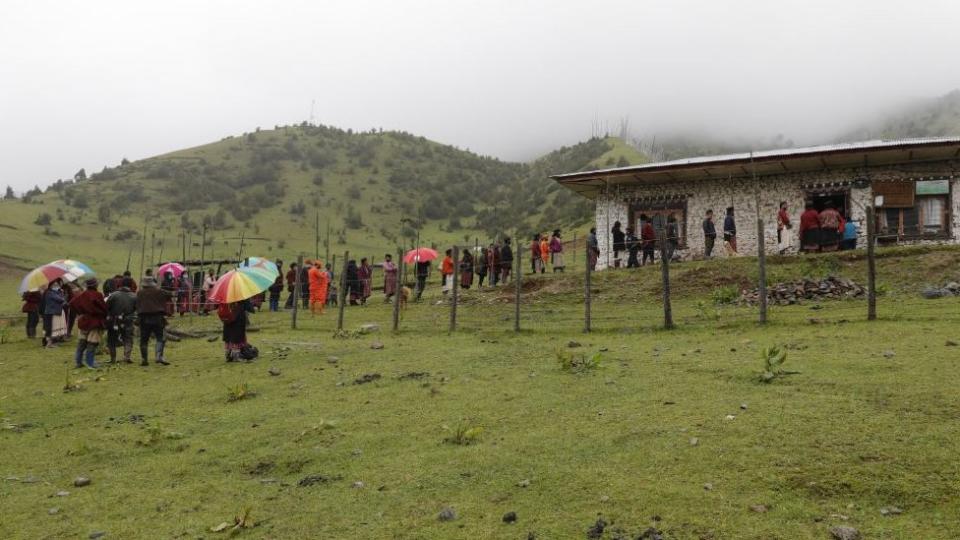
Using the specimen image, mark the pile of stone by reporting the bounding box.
[921,282,960,299]
[740,276,865,305]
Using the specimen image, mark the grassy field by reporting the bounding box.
[2,248,960,539]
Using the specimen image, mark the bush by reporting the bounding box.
[711,285,739,305]
[34,213,52,226]
[346,185,362,200]
[759,346,788,383]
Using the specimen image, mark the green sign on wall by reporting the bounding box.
[916,180,949,195]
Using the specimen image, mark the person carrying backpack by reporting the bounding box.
[220,299,257,362]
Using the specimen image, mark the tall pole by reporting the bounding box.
[392,247,403,332]
[449,246,459,333]
[325,219,330,265]
[584,241,592,333]
[658,227,674,329]
[757,217,768,324]
[315,211,320,260]
[138,216,148,278]
[237,231,245,261]
[149,232,156,269]
[337,251,349,332]
[866,205,877,321]
[200,224,207,274]
[514,245,521,332]
[181,230,186,263]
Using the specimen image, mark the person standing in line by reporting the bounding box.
[105,277,137,363]
[324,263,337,307]
[177,271,192,316]
[345,259,361,305]
[160,271,177,316]
[284,263,298,309]
[40,280,66,348]
[723,207,738,255]
[490,243,500,286]
[21,290,41,339]
[611,221,626,268]
[476,247,489,288]
[529,234,541,274]
[818,201,842,252]
[625,227,640,268]
[799,202,821,253]
[587,228,599,271]
[499,237,513,283]
[640,215,656,266]
[549,230,564,273]
[539,234,550,274]
[68,278,108,369]
[268,275,283,312]
[136,276,172,366]
[358,258,372,305]
[414,258,431,301]
[777,201,793,255]
[63,281,78,338]
[298,262,311,309]
[382,253,398,302]
[460,249,474,289]
[307,260,326,314]
[842,216,859,250]
[440,249,455,295]
[201,269,216,315]
[666,214,680,261]
[702,209,717,259]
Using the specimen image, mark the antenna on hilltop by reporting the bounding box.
[309,99,316,126]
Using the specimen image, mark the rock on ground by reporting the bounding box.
[438,507,456,521]
[830,526,860,540]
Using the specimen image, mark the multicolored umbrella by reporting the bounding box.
[18,259,95,294]
[239,257,279,279]
[207,267,274,304]
[403,247,438,264]
[157,262,186,279]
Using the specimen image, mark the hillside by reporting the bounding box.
[840,90,960,142]
[0,129,643,291]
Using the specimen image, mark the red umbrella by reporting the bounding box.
[403,247,438,264]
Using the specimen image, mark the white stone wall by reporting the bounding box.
[591,162,958,266]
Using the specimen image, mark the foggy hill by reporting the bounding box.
[839,90,960,142]
[4,126,645,267]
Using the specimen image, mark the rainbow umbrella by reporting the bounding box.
[18,259,95,294]
[157,262,186,278]
[207,267,274,304]
[403,247,438,264]
[239,257,279,279]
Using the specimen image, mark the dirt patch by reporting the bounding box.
[297,473,342,487]
[354,373,382,385]
[247,460,276,476]
[398,371,429,381]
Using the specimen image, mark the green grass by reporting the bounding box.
[3,253,960,538]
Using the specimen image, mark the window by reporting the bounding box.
[879,195,949,239]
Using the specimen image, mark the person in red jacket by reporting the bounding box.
[640,214,657,266]
[68,278,108,369]
[21,290,42,339]
[798,202,821,253]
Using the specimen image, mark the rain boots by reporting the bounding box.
[74,339,87,368]
[140,344,149,366]
[155,341,170,365]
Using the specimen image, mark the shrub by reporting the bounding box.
[557,350,602,373]
[759,346,788,383]
[34,213,52,226]
[442,423,483,445]
[711,285,739,305]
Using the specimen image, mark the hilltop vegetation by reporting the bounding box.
[841,89,960,141]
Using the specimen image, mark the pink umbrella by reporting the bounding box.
[403,247,438,264]
[157,262,186,278]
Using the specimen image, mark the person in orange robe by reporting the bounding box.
[539,235,550,273]
[308,260,328,315]
[440,249,454,295]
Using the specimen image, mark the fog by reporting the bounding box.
[3,0,960,191]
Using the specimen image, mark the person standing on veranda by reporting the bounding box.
[723,207,738,255]
[777,201,793,255]
[702,209,717,259]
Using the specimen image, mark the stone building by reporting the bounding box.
[551,138,960,269]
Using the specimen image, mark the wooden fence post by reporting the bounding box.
[514,247,521,332]
[337,251,349,332]
[392,248,402,332]
[584,241,592,333]
[658,228,674,329]
[291,255,303,329]
[866,206,877,321]
[449,246,459,333]
[757,217,767,324]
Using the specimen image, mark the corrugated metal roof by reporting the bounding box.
[551,137,960,180]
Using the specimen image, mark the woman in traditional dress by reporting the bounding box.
[358,258,372,305]
[818,201,843,252]
[799,202,821,253]
[550,229,565,272]
[177,272,192,315]
[221,299,255,362]
[382,253,398,302]
[41,279,67,348]
[539,234,550,273]
[460,249,474,289]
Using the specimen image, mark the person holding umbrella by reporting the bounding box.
[220,299,257,362]
[403,247,438,301]
[40,279,66,348]
[68,278,108,369]
[208,264,276,362]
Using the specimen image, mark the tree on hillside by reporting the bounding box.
[3,186,15,200]
[121,157,130,166]
[34,213,52,226]
[97,204,111,224]
[74,168,86,182]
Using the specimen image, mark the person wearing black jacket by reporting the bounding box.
[611,221,626,268]
[499,237,513,283]
[723,207,737,255]
[625,228,640,268]
[702,209,717,259]
[414,260,431,301]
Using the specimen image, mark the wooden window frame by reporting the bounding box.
[628,199,689,249]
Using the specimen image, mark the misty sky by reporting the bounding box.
[3,0,960,191]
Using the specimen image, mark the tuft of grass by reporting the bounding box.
[759,345,788,383]
[556,350,602,373]
[226,382,255,402]
[442,422,483,445]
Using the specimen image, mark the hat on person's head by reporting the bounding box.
[85,278,99,288]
